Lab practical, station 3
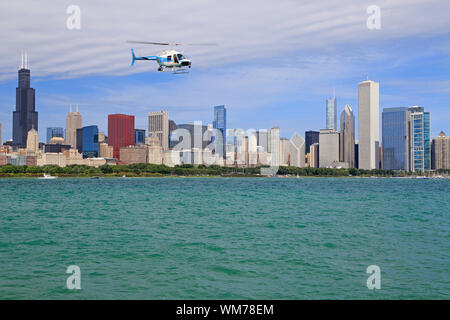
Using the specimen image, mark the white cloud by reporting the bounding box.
[1,0,450,80]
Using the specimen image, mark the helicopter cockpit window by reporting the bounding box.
[177,54,184,60]
[167,56,172,62]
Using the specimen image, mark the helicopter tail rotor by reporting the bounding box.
[131,48,136,66]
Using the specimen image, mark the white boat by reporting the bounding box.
[38,173,58,179]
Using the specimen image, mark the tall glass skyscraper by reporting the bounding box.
[408,106,430,172]
[213,105,226,158]
[81,125,99,158]
[135,129,146,146]
[13,53,38,148]
[382,107,410,171]
[326,98,337,131]
[46,127,64,143]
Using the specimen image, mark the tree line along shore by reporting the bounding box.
[0,163,449,178]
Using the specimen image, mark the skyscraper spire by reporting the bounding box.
[21,51,24,69]
[70,104,72,113]
[25,52,28,69]
[76,104,79,112]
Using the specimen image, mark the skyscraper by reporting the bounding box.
[13,52,38,148]
[65,105,82,148]
[81,125,99,158]
[135,129,146,146]
[326,97,337,130]
[108,114,135,160]
[289,132,306,167]
[340,104,355,168]
[358,80,380,169]
[148,110,169,151]
[26,127,39,153]
[256,129,268,152]
[319,129,339,168]
[213,105,226,158]
[305,131,320,156]
[408,106,430,172]
[382,107,410,171]
[268,126,280,167]
[432,131,450,170]
[46,127,64,143]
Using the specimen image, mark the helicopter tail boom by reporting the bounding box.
[130,48,158,66]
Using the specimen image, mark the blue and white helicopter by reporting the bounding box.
[127,40,217,74]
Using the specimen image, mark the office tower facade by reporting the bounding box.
[135,129,146,146]
[382,107,410,171]
[13,53,38,149]
[358,80,380,169]
[268,126,280,167]
[213,105,226,158]
[26,127,39,153]
[310,143,319,168]
[148,110,169,151]
[305,131,320,156]
[256,129,268,152]
[340,104,355,168]
[81,125,99,158]
[326,98,337,130]
[432,131,450,170]
[408,106,430,172]
[148,133,163,164]
[279,138,290,165]
[319,129,340,168]
[290,132,306,167]
[108,114,135,160]
[46,127,64,143]
[65,105,82,148]
[76,128,83,153]
[99,142,114,159]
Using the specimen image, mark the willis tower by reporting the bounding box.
[13,52,38,148]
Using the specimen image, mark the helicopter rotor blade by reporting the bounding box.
[126,40,182,46]
[126,40,217,46]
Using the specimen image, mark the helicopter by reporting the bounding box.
[127,40,217,74]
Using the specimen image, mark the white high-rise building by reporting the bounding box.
[319,129,340,168]
[148,110,169,151]
[268,127,280,167]
[358,80,380,169]
[289,132,305,167]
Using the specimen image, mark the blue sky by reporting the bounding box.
[0,0,449,142]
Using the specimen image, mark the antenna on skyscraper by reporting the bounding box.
[20,51,24,69]
[76,104,79,112]
[69,104,72,112]
[24,52,28,69]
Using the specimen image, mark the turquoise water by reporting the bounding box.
[0,177,449,299]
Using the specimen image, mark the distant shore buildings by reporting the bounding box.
[0,53,448,173]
